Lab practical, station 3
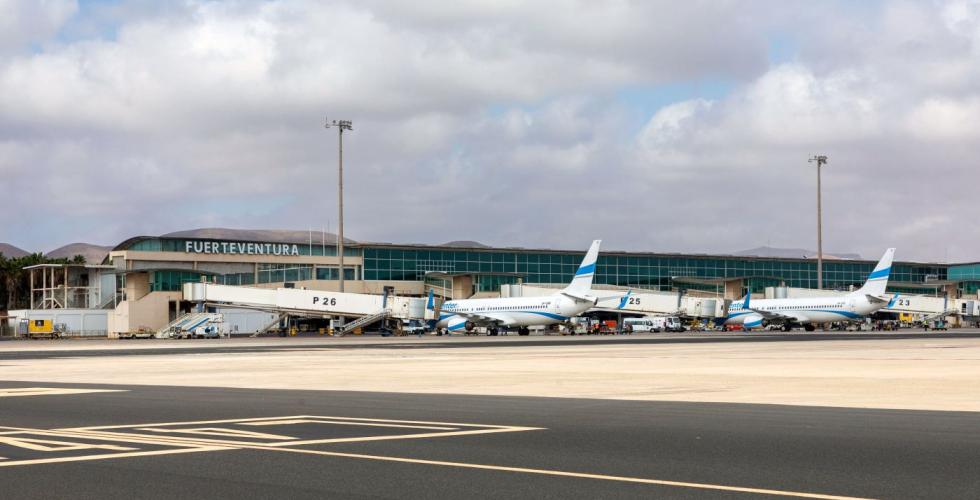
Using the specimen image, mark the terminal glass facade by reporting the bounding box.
[258,263,313,283]
[364,246,947,292]
[949,264,980,295]
[121,237,954,294]
[149,270,208,292]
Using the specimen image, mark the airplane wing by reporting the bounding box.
[441,310,512,327]
[748,308,809,323]
[866,294,889,304]
[561,291,598,304]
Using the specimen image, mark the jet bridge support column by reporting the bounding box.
[724,279,744,300]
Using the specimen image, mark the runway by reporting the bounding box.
[1,382,978,499]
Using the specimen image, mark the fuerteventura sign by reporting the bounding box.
[184,240,301,256]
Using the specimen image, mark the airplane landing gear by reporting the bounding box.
[804,324,816,332]
[518,327,530,336]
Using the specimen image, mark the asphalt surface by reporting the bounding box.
[0,382,977,499]
[3,331,980,360]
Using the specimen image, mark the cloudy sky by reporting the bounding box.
[1,0,978,262]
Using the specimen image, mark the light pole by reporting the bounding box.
[326,118,353,292]
[808,155,828,289]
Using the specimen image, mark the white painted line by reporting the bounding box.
[0,388,126,398]
[137,427,296,441]
[63,427,872,500]
[0,446,228,468]
[67,415,314,431]
[269,426,540,447]
[0,436,136,452]
[2,419,870,498]
[71,415,517,431]
[264,447,874,500]
[241,419,458,431]
[70,424,537,449]
[287,415,521,429]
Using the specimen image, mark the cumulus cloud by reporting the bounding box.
[1,0,979,262]
[0,0,78,53]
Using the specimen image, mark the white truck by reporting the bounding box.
[624,316,685,333]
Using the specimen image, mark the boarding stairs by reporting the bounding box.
[336,309,390,336]
[156,312,224,339]
[919,309,958,329]
[250,313,287,337]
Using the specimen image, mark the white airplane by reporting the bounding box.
[723,248,897,331]
[427,240,602,336]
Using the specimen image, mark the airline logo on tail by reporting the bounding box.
[857,248,895,297]
[887,294,900,309]
[565,240,602,294]
[618,290,632,309]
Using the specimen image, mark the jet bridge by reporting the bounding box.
[504,285,727,318]
[180,283,426,328]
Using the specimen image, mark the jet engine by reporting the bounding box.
[743,314,765,329]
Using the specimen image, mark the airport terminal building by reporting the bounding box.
[12,230,980,336]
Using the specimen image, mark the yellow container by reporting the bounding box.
[28,319,53,334]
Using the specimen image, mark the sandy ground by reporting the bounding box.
[2,336,979,412]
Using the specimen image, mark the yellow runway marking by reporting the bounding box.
[0,388,126,398]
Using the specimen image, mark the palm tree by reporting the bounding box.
[0,253,8,311]
[2,253,47,310]
[1,254,19,311]
[0,253,88,310]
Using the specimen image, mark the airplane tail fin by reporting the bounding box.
[564,240,601,294]
[424,289,438,329]
[856,248,895,297]
[743,292,751,310]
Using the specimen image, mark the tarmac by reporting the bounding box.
[1,332,978,498]
[1,332,979,411]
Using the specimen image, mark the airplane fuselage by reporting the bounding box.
[435,294,588,332]
[724,293,883,328]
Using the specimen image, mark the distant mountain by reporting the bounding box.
[162,228,357,245]
[733,246,862,260]
[0,243,29,258]
[442,240,490,248]
[46,243,112,264]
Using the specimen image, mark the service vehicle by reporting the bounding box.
[649,316,686,332]
[623,317,658,333]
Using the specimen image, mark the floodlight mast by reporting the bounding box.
[325,118,353,293]
[808,155,828,289]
